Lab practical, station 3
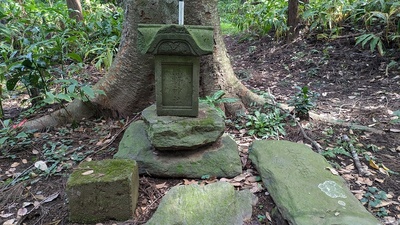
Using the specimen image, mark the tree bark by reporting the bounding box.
[23,0,263,130]
[66,0,84,22]
[287,0,299,42]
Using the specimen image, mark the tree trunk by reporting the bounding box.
[66,0,83,22]
[23,0,263,131]
[287,0,299,42]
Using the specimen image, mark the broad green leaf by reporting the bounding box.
[361,34,374,48]
[16,132,28,138]
[67,84,76,93]
[211,90,225,100]
[67,53,83,63]
[0,137,9,145]
[81,86,95,99]
[56,93,73,102]
[6,78,20,91]
[377,40,384,56]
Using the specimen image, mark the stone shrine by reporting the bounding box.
[138,24,213,116]
[115,24,242,178]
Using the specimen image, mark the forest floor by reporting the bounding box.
[0,32,400,225]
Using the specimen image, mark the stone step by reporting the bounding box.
[249,140,382,225]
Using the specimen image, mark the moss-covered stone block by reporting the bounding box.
[142,103,225,150]
[66,159,139,223]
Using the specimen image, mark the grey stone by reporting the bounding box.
[155,55,199,117]
[66,159,139,223]
[114,120,242,178]
[138,24,214,56]
[142,104,225,150]
[249,140,382,225]
[146,182,255,225]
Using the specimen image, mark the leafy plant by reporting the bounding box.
[361,186,388,217]
[43,79,105,104]
[0,0,122,110]
[246,108,286,139]
[0,119,34,158]
[321,146,351,158]
[200,90,238,117]
[355,33,384,56]
[287,86,319,119]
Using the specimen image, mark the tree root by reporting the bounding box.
[22,100,96,131]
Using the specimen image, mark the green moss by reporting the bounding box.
[67,159,137,187]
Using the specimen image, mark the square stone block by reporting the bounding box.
[66,159,139,223]
[155,55,199,117]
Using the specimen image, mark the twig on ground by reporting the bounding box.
[1,165,34,192]
[265,89,323,153]
[84,113,141,159]
[294,119,323,154]
[342,135,371,176]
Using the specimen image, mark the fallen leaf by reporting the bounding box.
[247,176,261,183]
[155,182,167,189]
[219,178,231,182]
[32,150,39,154]
[383,217,396,224]
[250,183,263,193]
[34,161,48,171]
[326,167,339,175]
[22,202,32,207]
[389,129,400,133]
[82,170,94,175]
[382,164,390,171]
[374,178,385,183]
[33,201,40,209]
[369,160,379,170]
[22,159,28,164]
[42,192,59,203]
[0,213,13,218]
[17,207,27,217]
[378,168,389,175]
[10,162,20,168]
[183,179,197,185]
[34,195,45,200]
[233,174,246,182]
[3,219,15,225]
[342,174,355,180]
[231,182,242,187]
[265,212,272,221]
[376,201,395,208]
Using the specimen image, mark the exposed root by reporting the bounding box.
[22,100,96,131]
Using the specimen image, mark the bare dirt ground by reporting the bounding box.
[0,33,399,225]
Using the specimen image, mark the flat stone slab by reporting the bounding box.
[146,182,255,225]
[66,159,139,223]
[114,120,242,178]
[142,104,225,150]
[249,140,381,225]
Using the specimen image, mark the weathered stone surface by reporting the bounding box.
[138,24,214,56]
[114,120,241,178]
[249,140,382,225]
[155,55,199,117]
[142,104,225,150]
[146,182,255,225]
[66,159,139,223]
